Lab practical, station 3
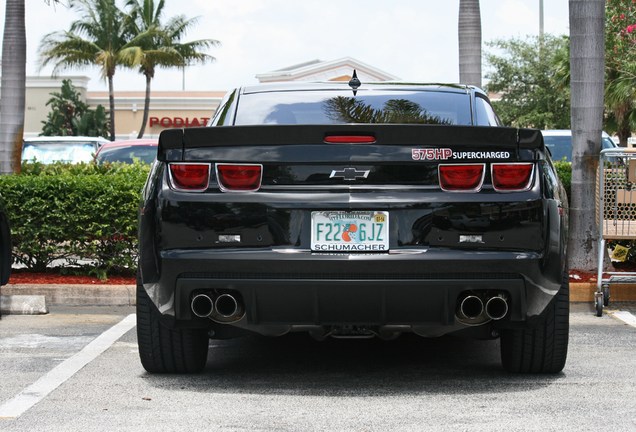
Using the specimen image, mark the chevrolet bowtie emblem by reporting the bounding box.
[330,167,370,181]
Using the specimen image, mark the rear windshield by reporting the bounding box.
[234,90,473,125]
[96,146,157,164]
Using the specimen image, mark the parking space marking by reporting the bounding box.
[0,314,136,420]
[611,311,636,328]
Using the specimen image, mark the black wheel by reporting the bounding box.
[136,273,209,373]
[500,271,569,373]
[602,285,610,307]
[595,293,604,317]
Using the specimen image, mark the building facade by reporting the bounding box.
[14,58,398,139]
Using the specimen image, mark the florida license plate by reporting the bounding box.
[311,211,389,252]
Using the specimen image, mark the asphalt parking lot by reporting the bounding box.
[0,302,634,432]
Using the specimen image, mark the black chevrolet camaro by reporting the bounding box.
[137,81,569,374]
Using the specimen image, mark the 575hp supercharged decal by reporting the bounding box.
[412,148,511,161]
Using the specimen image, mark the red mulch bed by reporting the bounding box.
[5,264,636,285]
[8,270,135,285]
[570,261,636,283]
[569,269,597,283]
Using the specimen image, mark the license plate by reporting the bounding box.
[311,211,389,252]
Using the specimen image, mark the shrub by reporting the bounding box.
[553,160,571,199]
[0,161,150,278]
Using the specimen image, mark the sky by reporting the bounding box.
[1,0,570,92]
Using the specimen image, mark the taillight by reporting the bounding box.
[216,164,263,192]
[438,164,485,192]
[491,163,534,192]
[168,163,211,192]
[324,135,376,144]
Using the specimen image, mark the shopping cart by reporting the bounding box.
[596,147,636,316]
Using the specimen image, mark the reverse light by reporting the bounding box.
[438,164,485,192]
[168,163,211,192]
[491,163,534,192]
[324,135,376,144]
[216,163,263,192]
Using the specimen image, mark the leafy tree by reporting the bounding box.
[40,79,109,137]
[124,0,219,137]
[38,0,145,140]
[75,105,109,137]
[605,0,636,146]
[485,35,570,129]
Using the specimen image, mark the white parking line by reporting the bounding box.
[0,314,136,420]
[611,310,636,328]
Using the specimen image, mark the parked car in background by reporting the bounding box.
[94,139,158,164]
[22,136,109,164]
[542,130,618,162]
[0,197,10,287]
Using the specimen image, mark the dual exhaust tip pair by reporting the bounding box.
[193,290,508,325]
[457,293,509,324]
[191,292,245,323]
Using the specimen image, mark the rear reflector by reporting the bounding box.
[438,164,485,192]
[324,135,376,144]
[216,164,263,192]
[168,163,211,192]
[491,163,534,192]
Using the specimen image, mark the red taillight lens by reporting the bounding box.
[324,135,376,144]
[491,163,534,191]
[169,163,210,191]
[438,164,485,192]
[216,164,263,192]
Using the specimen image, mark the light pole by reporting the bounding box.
[539,0,544,37]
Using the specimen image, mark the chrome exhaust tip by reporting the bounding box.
[458,295,484,320]
[191,294,214,318]
[213,293,245,322]
[485,295,509,320]
[214,293,239,318]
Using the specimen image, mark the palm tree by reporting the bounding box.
[38,0,144,140]
[124,0,219,137]
[568,0,605,271]
[458,0,482,87]
[0,0,26,174]
[605,72,636,146]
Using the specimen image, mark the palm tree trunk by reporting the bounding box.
[458,0,482,87]
[568,0,605,270]
[107,74,116,141]
[0,0,26,174]
[137,73,152,138]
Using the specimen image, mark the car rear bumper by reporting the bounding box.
[141,248,563,335]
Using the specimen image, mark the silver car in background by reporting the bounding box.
[542,129,618,162]
[22,136,109,164]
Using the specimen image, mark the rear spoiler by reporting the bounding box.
[158,124,543,161]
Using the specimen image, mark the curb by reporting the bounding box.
[0,282,634,315]
[0,295,48,315]
[1,284,136,307]
[570,282,636,302]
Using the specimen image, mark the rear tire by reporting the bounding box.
[500,272,569,373]
[136,274,209,373]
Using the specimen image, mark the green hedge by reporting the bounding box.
[0,162,150,278]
